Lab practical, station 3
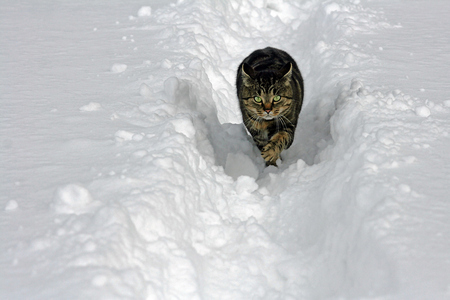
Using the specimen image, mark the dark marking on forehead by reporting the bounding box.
[256,71,278,92]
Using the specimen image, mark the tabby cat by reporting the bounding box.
[236,47,304,166]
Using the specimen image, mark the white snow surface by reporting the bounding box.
[1,0,450,299]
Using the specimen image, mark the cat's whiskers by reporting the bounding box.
[275,115,285,132]
[244,117,253,130]
[244,115,263,134]
[254,116,264,134]
[280,115,293,128]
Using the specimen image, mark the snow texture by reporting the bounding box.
[1,0,450,299]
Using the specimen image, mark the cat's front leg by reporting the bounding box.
[261,131,291,166]
[261,143,279,165]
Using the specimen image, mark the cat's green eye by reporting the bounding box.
[273,95,281,102]
[254,96,262,103]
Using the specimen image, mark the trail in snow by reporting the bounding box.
[1,0,450,299]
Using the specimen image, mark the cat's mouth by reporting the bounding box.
[262,114,275,120]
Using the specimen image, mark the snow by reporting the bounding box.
[4,200,19,212]
[110,63,128,73]
[1,0,450,299]
[415,106,431,118]
[80,102,102,112]
[52,184,97,215]
[137,6,152,18]
[225,152,259,180]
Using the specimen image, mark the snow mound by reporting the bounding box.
[137,6,151,17]
[4,200,19,211]
[415,105,431,117]
[79,102,102,112]
[110,63,127,73]
[52,184,96,214]
[170,117,196,139]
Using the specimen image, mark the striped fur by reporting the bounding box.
[236,47,304,166]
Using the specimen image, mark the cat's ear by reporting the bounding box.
[279,62,292,79]
[241,63,256,79]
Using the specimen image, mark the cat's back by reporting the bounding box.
[241,47,296,71]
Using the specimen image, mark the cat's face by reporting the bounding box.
[243,88,293,120]
[240,63,293,120]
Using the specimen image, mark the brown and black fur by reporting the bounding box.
[236,47,304,166]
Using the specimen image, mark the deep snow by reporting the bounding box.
[1,0,450,299]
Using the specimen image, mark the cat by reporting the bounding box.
[236,47,304,166]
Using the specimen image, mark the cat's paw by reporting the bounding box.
[261,143,280,165]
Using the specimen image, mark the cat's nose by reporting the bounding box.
[265,110,271,114]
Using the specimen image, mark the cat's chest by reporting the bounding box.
[251,119,270,131]
[248,118,278,139]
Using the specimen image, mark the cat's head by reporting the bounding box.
[240,63,293,120]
